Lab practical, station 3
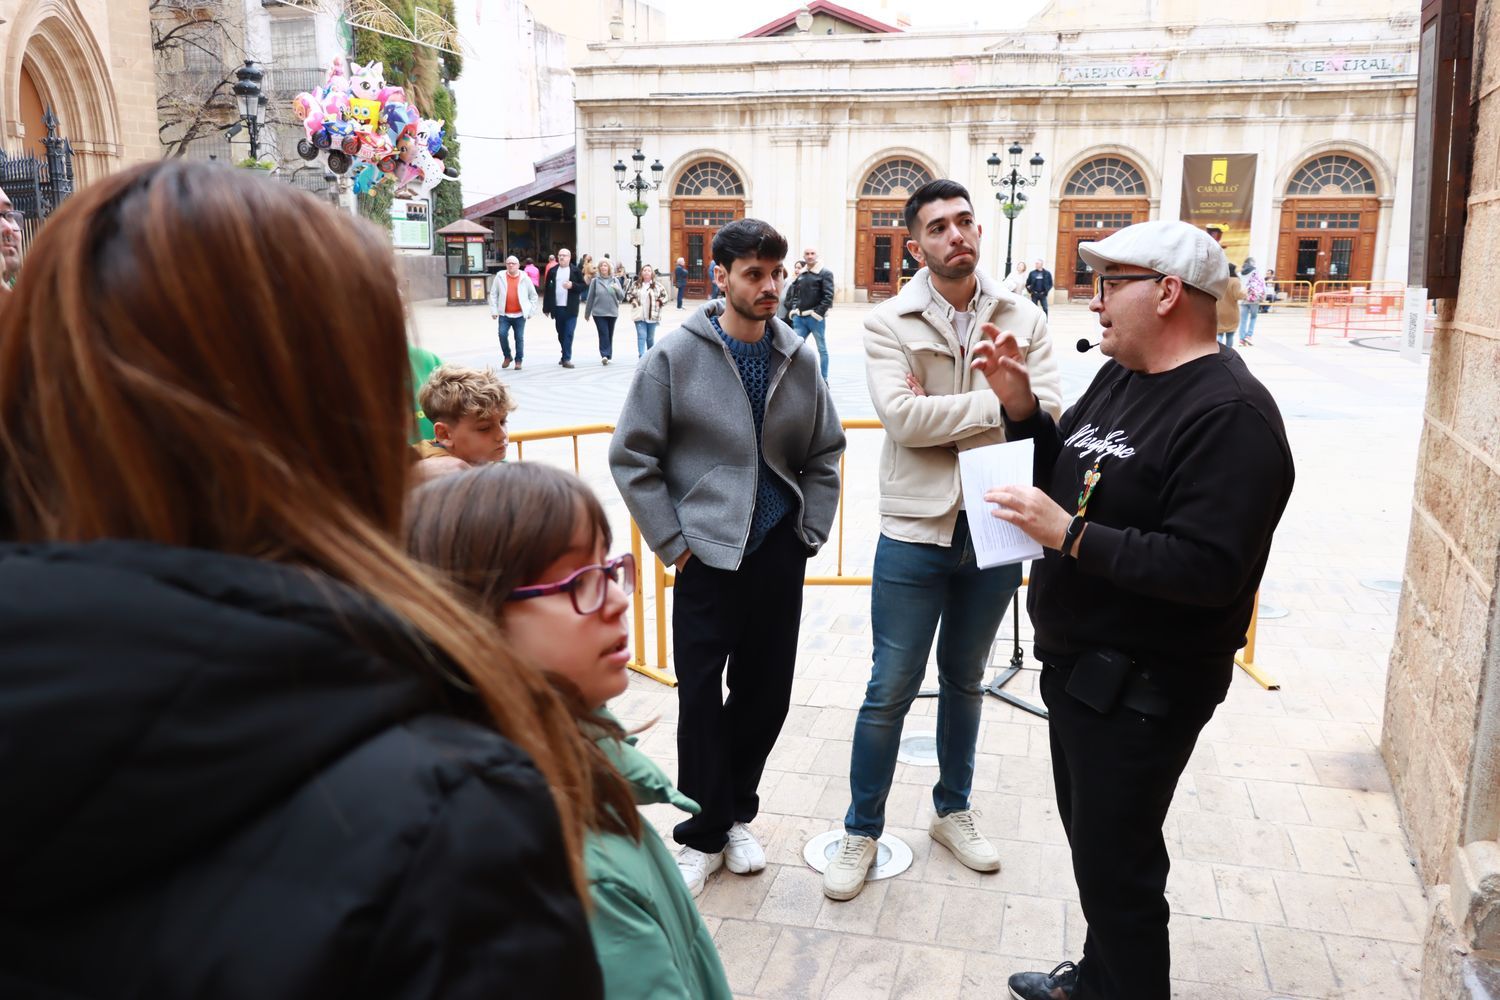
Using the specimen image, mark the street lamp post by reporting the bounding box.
[613,148,664,279]
[986,142,1045,276]
[230,60,267,163]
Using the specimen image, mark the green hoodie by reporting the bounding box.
[586,718,732,1000]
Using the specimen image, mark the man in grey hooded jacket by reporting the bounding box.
[610,218,845,898]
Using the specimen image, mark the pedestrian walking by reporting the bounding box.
[1025,258,1054,315]
[0,160,606,998]
[407,463,734,1000]
[674,256,689,309]
[488,254,538,370]
[524,256,540,288]
[584,258,625,365]
[1238,259,1264,345]
[542,247,584,368]
[610,219,846,898]
[1217,263,1243,348]
[626,263,669,357]
[788,246,835,380]
[1004,259,1028,295]
[972,220,1295,1000]
[822,179,1062,901]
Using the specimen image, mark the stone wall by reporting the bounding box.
[106,0,161,166]
[1382,0,1500,994]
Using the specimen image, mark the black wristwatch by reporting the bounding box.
[1061,514,1086,558]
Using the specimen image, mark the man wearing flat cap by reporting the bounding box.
[969,220,1295,1000]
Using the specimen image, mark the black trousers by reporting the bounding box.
[1040,664,1216,1000]
[1031,292,1050,315]
[672,521,807,853]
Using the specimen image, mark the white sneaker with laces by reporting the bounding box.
[725,822,766,874]
[929,809,1001,872]
[822,833,878,900]
[676,846,724,898]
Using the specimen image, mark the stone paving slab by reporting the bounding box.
[414,296,1430,998]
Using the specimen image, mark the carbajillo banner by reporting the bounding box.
[1180,154,1258,268]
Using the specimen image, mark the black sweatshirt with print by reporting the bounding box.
[1002,348,1295,705]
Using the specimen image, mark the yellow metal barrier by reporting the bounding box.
[512,419,1273,692]
[510,424,676,688]
[1266,278,1314,308]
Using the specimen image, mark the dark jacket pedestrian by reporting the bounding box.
[789,263,835,317]
[542,257,584,317]
[1025,263,1054,314]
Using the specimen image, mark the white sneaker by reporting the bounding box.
[930,809,1001,872]
[822,833,878,900]
[725,822,767,874]
[676,846,724,898]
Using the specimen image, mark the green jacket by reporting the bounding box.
[407,345,443,444]
[586,720,731,1000]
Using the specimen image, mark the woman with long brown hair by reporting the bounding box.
[406,463,731,1000]
[0,161,606,997]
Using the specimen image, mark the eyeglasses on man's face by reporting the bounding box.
[1093,272,1166,302]
[508,553,636,616]
[0,209,24,228]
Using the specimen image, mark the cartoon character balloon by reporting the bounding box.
[289,53,457,197]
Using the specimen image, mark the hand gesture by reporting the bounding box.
[969,323,1036,421]
[983,485,1072,551]
[905,373,928,397]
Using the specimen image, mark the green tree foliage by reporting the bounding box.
[351,0,463,245]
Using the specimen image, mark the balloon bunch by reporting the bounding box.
[291,55,457,200]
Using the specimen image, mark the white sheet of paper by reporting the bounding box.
[959,439,1045,569]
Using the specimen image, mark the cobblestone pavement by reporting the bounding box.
[415,296,1430,999]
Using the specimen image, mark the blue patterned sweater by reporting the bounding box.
[711,315,795,554]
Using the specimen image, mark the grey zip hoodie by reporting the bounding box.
[609,300,846,571]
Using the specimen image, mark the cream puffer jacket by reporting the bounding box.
[863,267,1063,546]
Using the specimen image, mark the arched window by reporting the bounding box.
[1286,155,1376,196]
[861,158,933,197]
[674,159,744,197]
[1064,157,1147,197]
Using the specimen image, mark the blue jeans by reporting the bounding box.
[498,315,525,362]
[553,312,577,362]
[636,320,658,356]
[791,313,829,379]
[594,315,616,359]
[1237,302,1258,341]
[845,519,1021,839]
[676,284,685,308]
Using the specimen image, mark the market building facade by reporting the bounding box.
[573,0,1417,301]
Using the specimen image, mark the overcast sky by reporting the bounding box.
[647,0,1049,39]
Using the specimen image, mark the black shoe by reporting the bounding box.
[560,360,575,369]
[1008,961,1078,1000]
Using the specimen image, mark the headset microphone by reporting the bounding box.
[1076,338,1100,353]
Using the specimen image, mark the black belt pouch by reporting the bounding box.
[1065,647,1134,714]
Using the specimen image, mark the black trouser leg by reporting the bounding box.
[672,553,742,853]
[672,523,808,851]
[725,524,807,823]
[1040,666,1215,1000]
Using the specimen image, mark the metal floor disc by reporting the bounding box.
[895,732,939,766]
[802,831,914,882]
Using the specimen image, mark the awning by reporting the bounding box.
[464,147,576,221]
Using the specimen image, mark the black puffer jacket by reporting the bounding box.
[0,541,602,1000]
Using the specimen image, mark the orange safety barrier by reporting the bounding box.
[511,420,1274,691]
[1307,288,1405,345]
